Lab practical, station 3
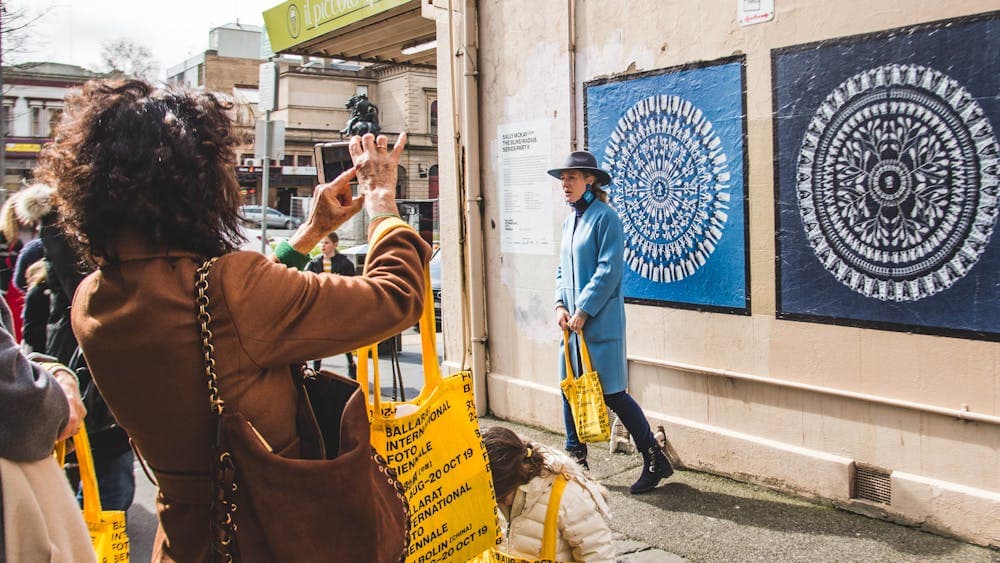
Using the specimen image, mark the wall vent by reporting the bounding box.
[853,465,892,505]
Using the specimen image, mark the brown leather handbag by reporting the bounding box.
[195,257,409,562]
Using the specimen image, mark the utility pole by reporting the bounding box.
[260,106,270,253]
[257,60,278,254]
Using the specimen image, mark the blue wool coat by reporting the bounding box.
[555,200,628,394]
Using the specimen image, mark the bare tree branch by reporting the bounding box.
[100,38,160,80]
[1,2,55,65]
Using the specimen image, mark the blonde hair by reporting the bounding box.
[26,260,47,289]
[592,185,609,203]
[0,193,27,243]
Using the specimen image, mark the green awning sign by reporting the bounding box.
[263,0,412,54]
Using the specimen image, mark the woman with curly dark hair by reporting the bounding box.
[36,78,430,562]
[483,426,614,562]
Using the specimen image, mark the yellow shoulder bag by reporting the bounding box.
[55,421,130,562]
[357,223,501,562]
[560,330,610,443]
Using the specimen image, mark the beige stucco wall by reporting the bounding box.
[204,55,260,93]
[432,0,1000,546]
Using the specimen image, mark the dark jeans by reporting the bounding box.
[563,390,656,453]
[67,447,136,512]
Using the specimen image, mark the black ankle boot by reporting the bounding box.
[630,445,672,494]
[566,446,589,471]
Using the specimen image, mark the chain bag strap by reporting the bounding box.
[196,257,238,563]
[195,257,411,562]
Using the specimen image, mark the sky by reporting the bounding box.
[6,0,279,78]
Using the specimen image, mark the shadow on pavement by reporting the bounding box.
[605,479,963,558]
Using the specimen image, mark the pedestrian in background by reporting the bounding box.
[20,259,49,354]
[483,425,614,562]
[305,231,356,276]
[12,184,49,298]
[13,181,135,513]
[550,151,673,494]
[306,230,358,377]
[37,77,428,561]
[0,191,37,342]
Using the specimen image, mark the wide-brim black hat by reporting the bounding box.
[547,151,612,186]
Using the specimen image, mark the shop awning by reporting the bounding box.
[263,0,436,67]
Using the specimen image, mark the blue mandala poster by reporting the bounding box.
[585,57,750,314]
[773,13,1000,340]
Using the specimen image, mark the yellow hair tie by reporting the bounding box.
[525,447,533,459]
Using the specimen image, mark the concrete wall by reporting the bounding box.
[209,25,262,59]
[433,0,1000,547]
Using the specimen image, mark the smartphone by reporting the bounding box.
[314,141,353,184]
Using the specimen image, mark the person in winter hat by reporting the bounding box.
[549,151,673,494]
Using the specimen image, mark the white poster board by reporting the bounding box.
[497,121,554,255]
[738,0,774,26]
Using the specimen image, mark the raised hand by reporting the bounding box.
[349,132,407,218]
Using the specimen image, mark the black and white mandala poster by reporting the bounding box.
[585,57,749,314]
[773,13,1000,340]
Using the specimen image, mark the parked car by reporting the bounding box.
[240,205,302,229]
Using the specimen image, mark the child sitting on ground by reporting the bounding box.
[483,425,615,562]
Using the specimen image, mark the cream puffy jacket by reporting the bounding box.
[498,448,614,562]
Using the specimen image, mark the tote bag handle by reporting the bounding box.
[357,223,442,417]
[55,421,102,526]
[562,329,594,378]
[540,473,569,560]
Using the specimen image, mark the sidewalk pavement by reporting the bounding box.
[326,333,996,561]
[482,416,997,562]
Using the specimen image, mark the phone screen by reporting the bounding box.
[314,141,353,184]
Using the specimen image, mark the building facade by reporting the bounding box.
[168,23,439,243]
[1,62,109,193]
[426,0,1000,548]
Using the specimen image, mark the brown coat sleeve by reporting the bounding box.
[215,225,432,368]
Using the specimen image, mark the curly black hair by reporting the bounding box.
[36,78,246,265]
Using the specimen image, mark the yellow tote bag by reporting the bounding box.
[56,422,130,562]
[357,226,501,562]
[470,474,571,563]
[559,330,610,443]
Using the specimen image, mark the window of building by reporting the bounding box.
[1,104,11,136]
[429,99,438,142]
[31,107,42,137]
[396,165,407,199]
[356,85,368,97]
[428,165,439,200]
[48,108,63,135]
[298,154,313,167]
[281,154,295,167]
[197,63,205,86]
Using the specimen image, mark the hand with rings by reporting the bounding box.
[349,132,407,218]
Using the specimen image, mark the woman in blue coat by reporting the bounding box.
[551,151,673,494]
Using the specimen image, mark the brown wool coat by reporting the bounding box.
[71,221,431,562]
